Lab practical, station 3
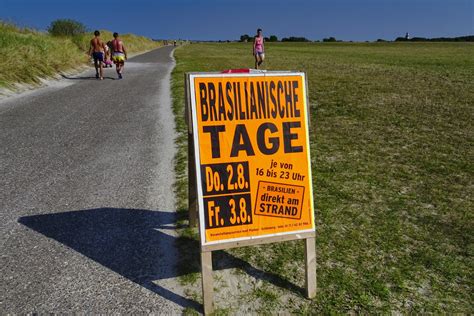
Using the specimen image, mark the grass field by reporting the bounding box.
[171,42,473,313]
[0,21,161,90]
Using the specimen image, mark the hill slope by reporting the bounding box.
[0,22,161,90]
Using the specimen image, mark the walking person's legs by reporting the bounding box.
[116,62,122,79]
[99,56,104,80]
[255,55,260,69]
[113,53,125,79]
[93,52,104,80]
[257,53,265,68]
[255,56,261,69]
[116,62,123,79]
[94,57,100,78]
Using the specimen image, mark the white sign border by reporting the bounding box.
[188,71,315,248]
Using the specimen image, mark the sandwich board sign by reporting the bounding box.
[185,70,316,314]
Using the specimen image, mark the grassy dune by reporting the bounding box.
[171,42,473,313]
[72,30,162,54]
[0,22,161,89]
[0,22,84,88]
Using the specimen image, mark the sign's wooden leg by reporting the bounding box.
[305,237,317,298]
[185,74,198,228]
[201,251,213,314]
[188,135,198,227]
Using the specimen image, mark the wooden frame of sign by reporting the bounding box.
[185,71,316,315]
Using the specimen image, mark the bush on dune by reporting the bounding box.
[48,19,87,37]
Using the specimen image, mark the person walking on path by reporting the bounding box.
[88,30,107,80]
[103,41,113,68]
[253,28,265,69]
[111,32,128,79]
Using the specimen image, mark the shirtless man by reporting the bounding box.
[111,32,128,79]
[88,30,106,80]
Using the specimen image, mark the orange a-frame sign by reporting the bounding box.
[188,71,315,249]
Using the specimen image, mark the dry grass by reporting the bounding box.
[72,30,161,54]
[0,22,85,88]
[172,42,473,313]
[0,21,162,89]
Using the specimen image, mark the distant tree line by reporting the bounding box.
[268,35,278,42]
[394,35,474,42]
[239,34,336,42]
[281,36,310,42]
[240,34,279,42]
[238,33,473,43]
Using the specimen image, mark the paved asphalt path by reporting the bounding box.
[0,46,194,313]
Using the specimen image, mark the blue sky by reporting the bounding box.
[1,0,473,41]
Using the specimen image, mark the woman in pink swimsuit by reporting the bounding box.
[253,28,265,69]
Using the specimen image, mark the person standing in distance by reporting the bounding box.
[88,30,106,80]
[253,28,265,69]
[111,32,128,79]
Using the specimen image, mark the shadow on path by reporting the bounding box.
[60,74,116,80]
[19,208,304,312]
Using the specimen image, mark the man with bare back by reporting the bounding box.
[111,32,128,79]
[88,30,106,80]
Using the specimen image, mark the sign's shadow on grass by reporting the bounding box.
[18,208,304,312]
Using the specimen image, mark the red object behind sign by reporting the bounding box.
[221,68,251,74]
